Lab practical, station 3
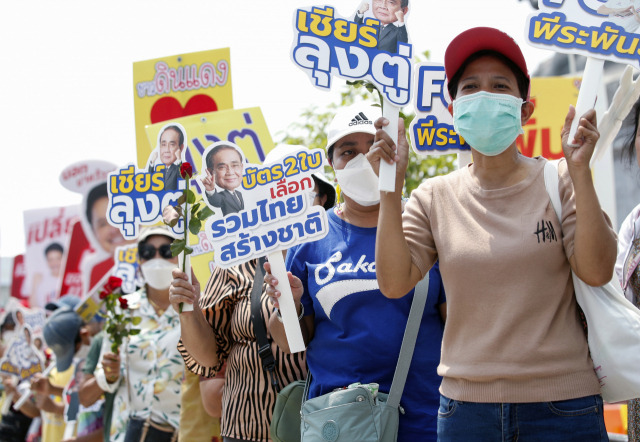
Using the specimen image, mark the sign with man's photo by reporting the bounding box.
[199,142,330,268]
[291,1,413,106]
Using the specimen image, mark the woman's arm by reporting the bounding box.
[200,362,226,418]
[561,107,618,286]
[169,269,219,368]
[368,117,424,298]
[78,374,103,408]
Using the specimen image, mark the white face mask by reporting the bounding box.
[334,154,380,206]
[141,259,176,290]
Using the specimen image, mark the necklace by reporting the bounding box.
[147,296,166,316]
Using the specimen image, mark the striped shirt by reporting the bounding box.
[179,259,306,441]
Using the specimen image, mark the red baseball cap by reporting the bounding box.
[444,27,530,99]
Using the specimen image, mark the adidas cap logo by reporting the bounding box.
[348,112,373,127]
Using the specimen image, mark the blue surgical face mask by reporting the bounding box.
[453,91,524,156]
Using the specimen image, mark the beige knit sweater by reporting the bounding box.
[402,157,606,403]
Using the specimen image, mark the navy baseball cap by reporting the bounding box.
[45,294,81,312]
[43,307,83,372]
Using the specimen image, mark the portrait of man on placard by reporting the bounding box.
[597,0,640,33]
[200,142,245,216]
[146,123,186,191]
[354,0,410,54]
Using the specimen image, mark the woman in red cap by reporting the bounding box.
[371,27,615,440]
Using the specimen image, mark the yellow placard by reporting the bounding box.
[144,107,274,173]
[133,48,234,168]
[517,76,581,160]
[144,108,276,287]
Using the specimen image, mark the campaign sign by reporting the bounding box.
[517,76,581,159]
[22,206,80,309]
[144,108,275,191]
[143,108,275,286]
[133,48,234,169]
[526,0,640,66]
[13,308,46,337]
[200,142,329,268]
[107,122,189,239]
[409,62,470,156]
[291,3,412,106]
[58,220,91,300]
[11,255,26,303]
[0,324,44,380]
[112,244,142,294]
[59,161,132,297]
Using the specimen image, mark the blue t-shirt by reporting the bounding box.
[286,209,445,441]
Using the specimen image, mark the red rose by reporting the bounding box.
[118,297,129,309]
[99,290,109,300]
[108,276,123,289]
[180,162,193,179]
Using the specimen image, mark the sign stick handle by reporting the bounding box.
[63,421,76,440]
[181,203,194,312]
[1,393,13,415]
[267,251,306,353]
[379,101,399,193]
[14,363,55,410]
[181,253,194,312]
[568,57,605,147]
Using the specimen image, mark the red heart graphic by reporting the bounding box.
[150,94,218,124]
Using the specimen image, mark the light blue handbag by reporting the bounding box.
[299,274,430,442]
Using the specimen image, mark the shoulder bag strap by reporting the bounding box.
[251,256,280,392]
[387,271,430,409]
[543,159,562,220]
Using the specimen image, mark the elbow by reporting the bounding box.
[378,279,409,299]
[203,402,222,418]
[578,259,616,287]
[78,391,94,408]
[581,266,615,287]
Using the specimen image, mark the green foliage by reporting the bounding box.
[100,289,141,353]
[197,206,214,221]
[275,50,456,196]
[186,189,196,205]
[170,238,186,257]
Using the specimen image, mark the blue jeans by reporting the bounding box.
[437,394,608,441]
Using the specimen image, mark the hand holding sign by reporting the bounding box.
[291,2,414,193]
[196,142,330,352]
[263,258,306,353]
[561,106,600,169]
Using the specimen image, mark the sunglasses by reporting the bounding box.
[138,243,174,261]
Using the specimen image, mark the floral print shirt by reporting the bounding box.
[106,288,183,442]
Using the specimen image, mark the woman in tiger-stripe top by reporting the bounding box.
[176,259,306,442]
